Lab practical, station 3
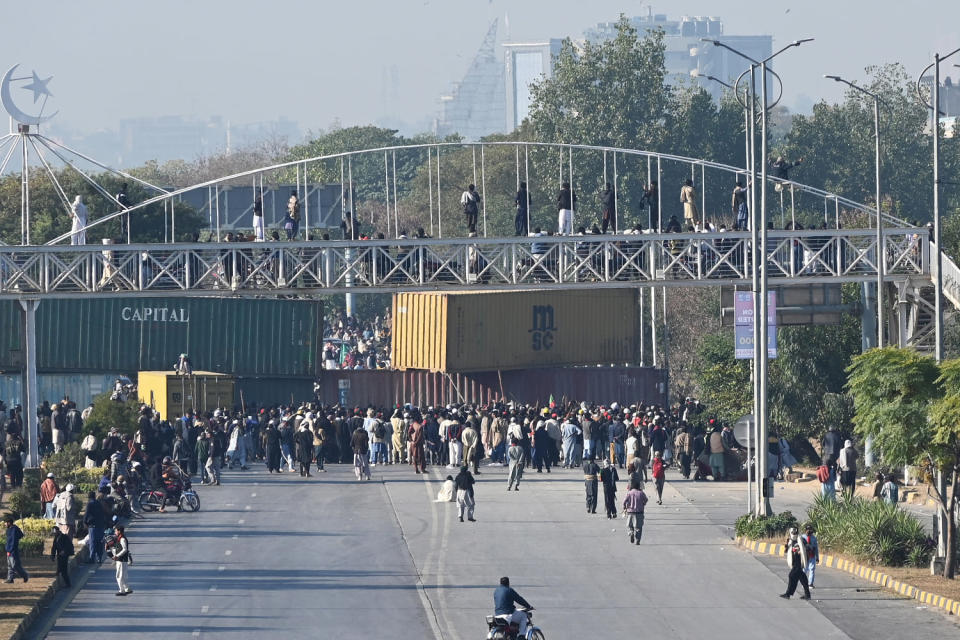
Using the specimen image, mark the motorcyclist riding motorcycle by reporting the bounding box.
[161,456,185,511]
[494,576,533,638]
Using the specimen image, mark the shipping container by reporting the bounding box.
[391,290,639,372]
[0,297,323,377]
[0,373,124,410]
[314,367,664,408]
[138,371,236,419]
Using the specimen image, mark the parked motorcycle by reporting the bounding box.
[485,608,544,640]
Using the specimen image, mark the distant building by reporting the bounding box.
[584,13,773,101]
[504,40,564,132]
[434,19,506,141]
[919,75,960,118]
[437,13,773,139]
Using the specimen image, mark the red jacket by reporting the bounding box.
[652,457,665,480]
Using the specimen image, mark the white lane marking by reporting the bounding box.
[251,492,257,497]
[218,565,225,572]
[254,482,259,485]
[201,605,210,614]
[192,630,200,637]
[244,505,251,510]
[225,503,234,507]
[232,535,239,540]
[225,550,232,556]
[238,519,245,524]
[209,585,217,592]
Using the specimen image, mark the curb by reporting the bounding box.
[7,545,89,640]
[735,536,959,617]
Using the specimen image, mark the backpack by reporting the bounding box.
[816,465,830,483]
[373,421,386,439]
[464,193,478,215]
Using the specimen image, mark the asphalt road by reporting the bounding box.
[32,462,960,639]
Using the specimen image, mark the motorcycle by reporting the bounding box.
[139,475,201,512]
[485,608,544,640]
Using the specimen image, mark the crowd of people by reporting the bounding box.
[322,311,392,370]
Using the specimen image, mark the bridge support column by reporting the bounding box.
[19,298,40,468]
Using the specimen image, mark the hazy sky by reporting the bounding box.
[6,0,959,137]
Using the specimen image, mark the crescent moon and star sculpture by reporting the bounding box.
[2,63,58,126]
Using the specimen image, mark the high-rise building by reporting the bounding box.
[434,19,506,141]
[436,13,772,139]
[503,40,564,132]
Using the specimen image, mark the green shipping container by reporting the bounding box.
[0,298,323,377]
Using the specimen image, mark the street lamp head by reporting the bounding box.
[700,38,720,45]
[793,38,815,47]
[824,75,842,82]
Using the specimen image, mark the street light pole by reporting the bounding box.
[706,37,814,516]
[824,75,885,348]
[916,47,960,562]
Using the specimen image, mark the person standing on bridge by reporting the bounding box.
[287,191,301,238]
[253,189,265,242]
[732,180,749,231]
[600,182,616,234]
[557,181,577,235]
[515,181,530,236]
[681,179,698,227]
[70,195,88,245]
[461,184,481,234]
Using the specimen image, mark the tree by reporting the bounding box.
[782,63,960,225]
[83,392,140,442]
[845,347,955,576]
[925,359,960,578]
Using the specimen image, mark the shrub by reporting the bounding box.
[71,467,105,484]
[15,517,54,537]
[806,494,931,567]
[76,483,98,496]
[735,511,799,540]
[41,444,87,483]
[19,536,45,556]
[7,488,40,519]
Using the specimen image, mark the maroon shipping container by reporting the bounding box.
[315,366,665,408]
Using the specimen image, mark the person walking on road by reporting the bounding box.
[455,466,476,522]
[802,525,819,588]
[83,490,105,563]
[837,439,859,501]
[622,479,648,545]
[409,418,426,474]
[296,421,314,477]
[507,438,523,491]
[583,455,600,514]
[351,423,371,481]
[51,526,74,587]
[652,451,666,504]
[4,514,29,583]
[600,459,619,518]
[780,527,811,600]
[110,525,133,596]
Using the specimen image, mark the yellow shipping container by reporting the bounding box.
[391,289,639,372]
[137,371,236,420]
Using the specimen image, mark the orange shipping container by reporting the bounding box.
[391,289,639,372]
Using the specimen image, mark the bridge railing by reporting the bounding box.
[0,228,927,297]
